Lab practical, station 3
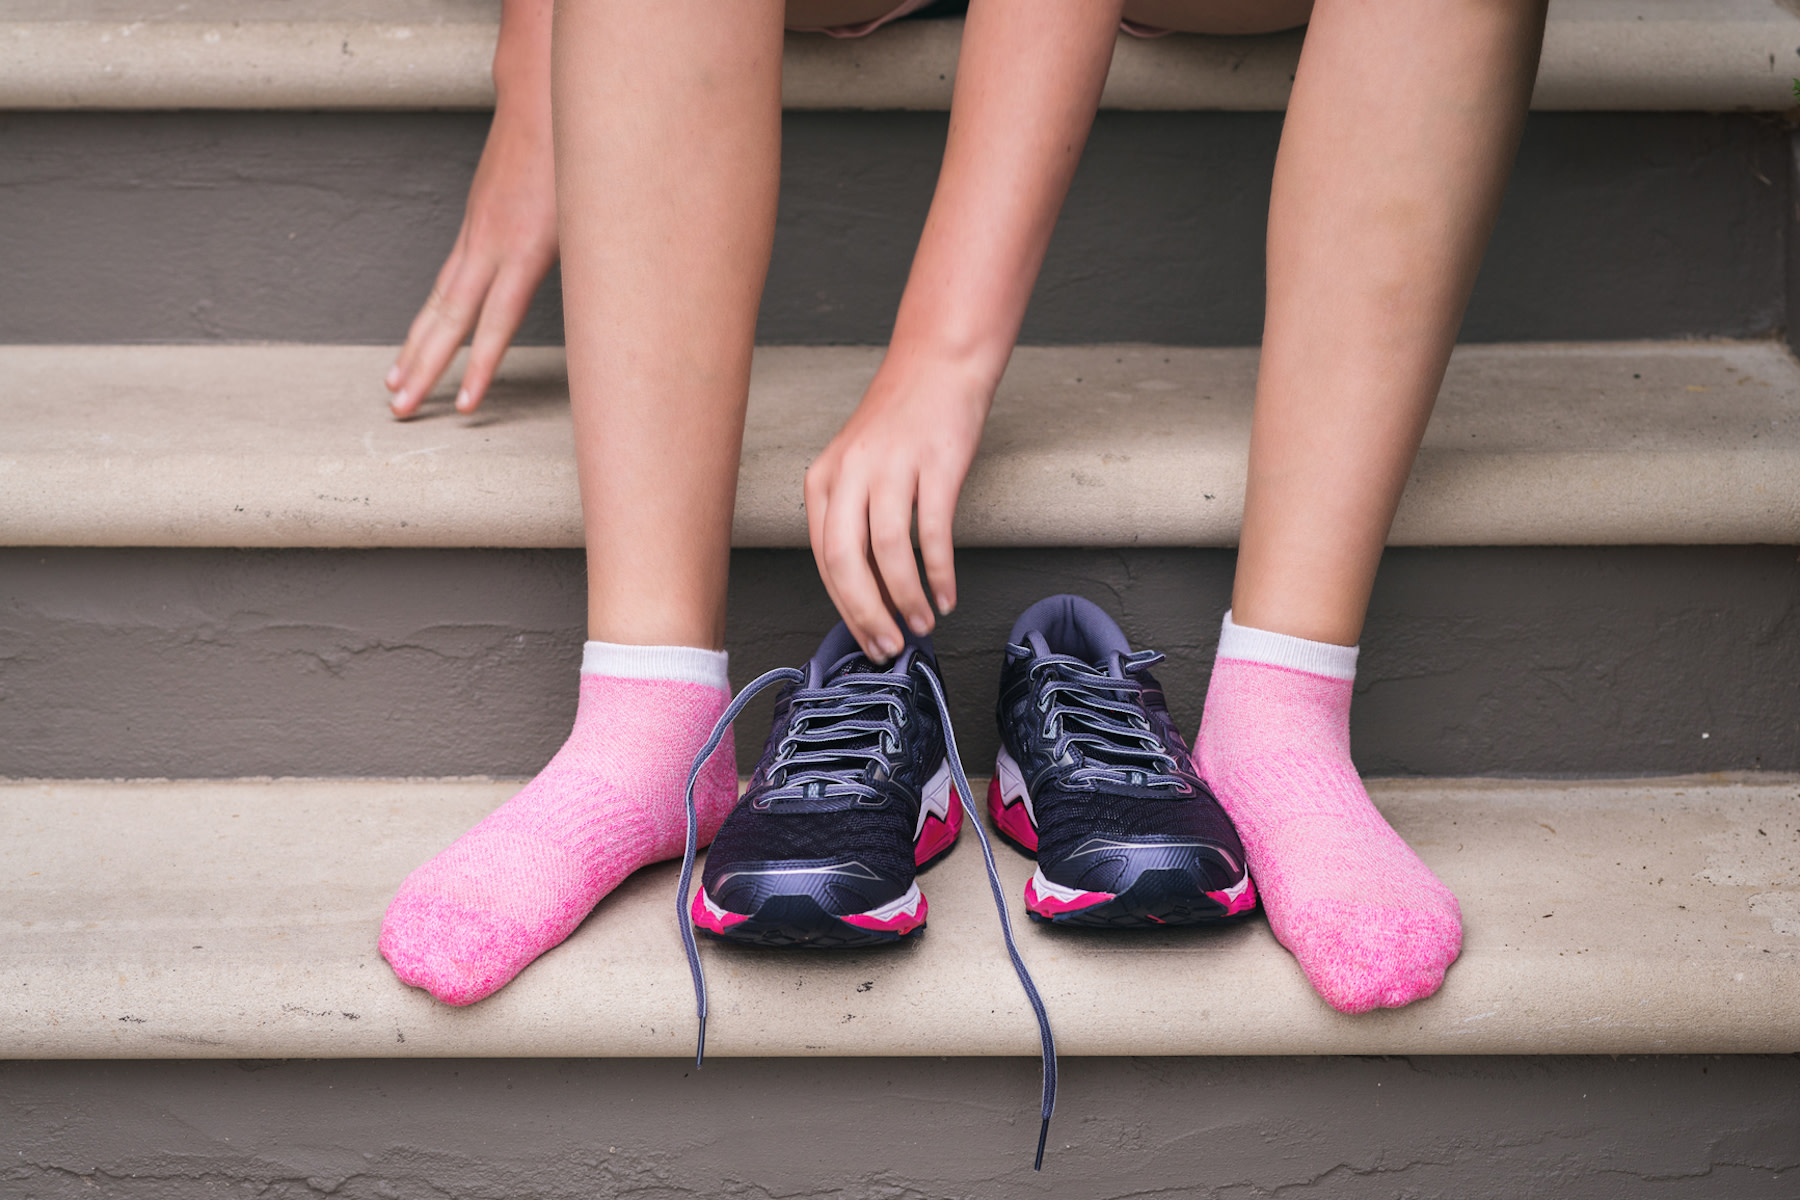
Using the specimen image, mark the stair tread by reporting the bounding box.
[3,774,1795,1058]
[3,340,1798,549]
[1,1,1793,112]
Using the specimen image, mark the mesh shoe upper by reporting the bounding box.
[996,595,1247,894]
[702,623,947,916]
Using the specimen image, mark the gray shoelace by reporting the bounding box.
[1014,645,1188,791]
[676,660,1060,1170]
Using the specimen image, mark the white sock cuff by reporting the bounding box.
[1216,611,1358,681]
[581,641,731,691]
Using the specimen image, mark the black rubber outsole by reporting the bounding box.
[1027,867,1256,929]
[697,893,924,949]
[993,802,1257,928]
[695,823,960,950]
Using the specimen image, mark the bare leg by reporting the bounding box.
[1192,0,1546,1013]
[1238,0,1545,643]
[556,0,786,649]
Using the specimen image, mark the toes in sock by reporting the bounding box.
[1197,612,1461,1013]
[379,642,739,1006]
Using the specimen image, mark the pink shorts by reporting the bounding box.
[787,0,938,40]
[789,4,1177,42]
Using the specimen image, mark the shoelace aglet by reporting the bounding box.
[679,666,806,1076]
[916,666,1059,1172]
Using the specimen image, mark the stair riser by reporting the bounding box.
[0,112,1784,345]
[4,545,1795,780]
[4,1056,1794,1199]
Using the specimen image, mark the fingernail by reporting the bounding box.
[456,388,473,412]
[936,594,954,616]
[907,614,931,637]
[385,365,402,390]
[876,636,901,660]
[390,390,409,415]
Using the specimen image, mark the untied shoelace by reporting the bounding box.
[675,659,1060,1170]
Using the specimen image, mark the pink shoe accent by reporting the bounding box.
[987,775,1040,851]
[379,673,737,1006]
[840,885,929,934]
[1206,875,1260,916]
[1023,871,1115,918]
[915,788,964,865]
[690,886,750,935]
[1197,658,1462,1014]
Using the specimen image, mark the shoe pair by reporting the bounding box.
[672,593,1252,1169]
[691,594,1255,945]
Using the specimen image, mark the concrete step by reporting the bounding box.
[5,773,1796,1059]
[5,340,1797,550]
[3,0,1795,112]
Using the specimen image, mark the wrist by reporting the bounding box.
[491,0,551,101]
[885,321,1014,394]
[868,339,1006,434]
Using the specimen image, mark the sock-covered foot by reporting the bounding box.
[1196,612,1460,1013]
[379,642,738,1005]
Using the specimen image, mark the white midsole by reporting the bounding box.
[861,882,924,921]
[1028,867,1094,902]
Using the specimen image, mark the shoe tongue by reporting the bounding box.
[815,645,915,688]
[1028,630,1124,678]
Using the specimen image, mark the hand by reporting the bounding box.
[387,3,556,419]
[805,348,998,660]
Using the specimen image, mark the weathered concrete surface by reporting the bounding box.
[2,0,1795,111]
[2,1055,1796,1199]
[0,112,1782,346]
[5,341,1798,549]
[4,545,1797,780]
[3,776,1797,1059]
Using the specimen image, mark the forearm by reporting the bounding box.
[493,0,553,103]
[888,0,1124,382]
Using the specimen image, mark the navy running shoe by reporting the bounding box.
[989,594,1256,927]
[690,622,964,948]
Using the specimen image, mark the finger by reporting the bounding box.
[456,260,545,413]
[915,470,960,617]
[820,466,906,662]
[805,459,836,595]
[389,251,467,411]
[868,472,934,638]
[806,460,863,650]
[390,250,492,417]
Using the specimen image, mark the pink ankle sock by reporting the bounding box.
[1196,612,1461,1013]
[380,642,738,1006]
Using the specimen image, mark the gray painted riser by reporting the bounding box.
[4,1057,1796,1199]
[4,546,1796,780]
[0,112,1784,345]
